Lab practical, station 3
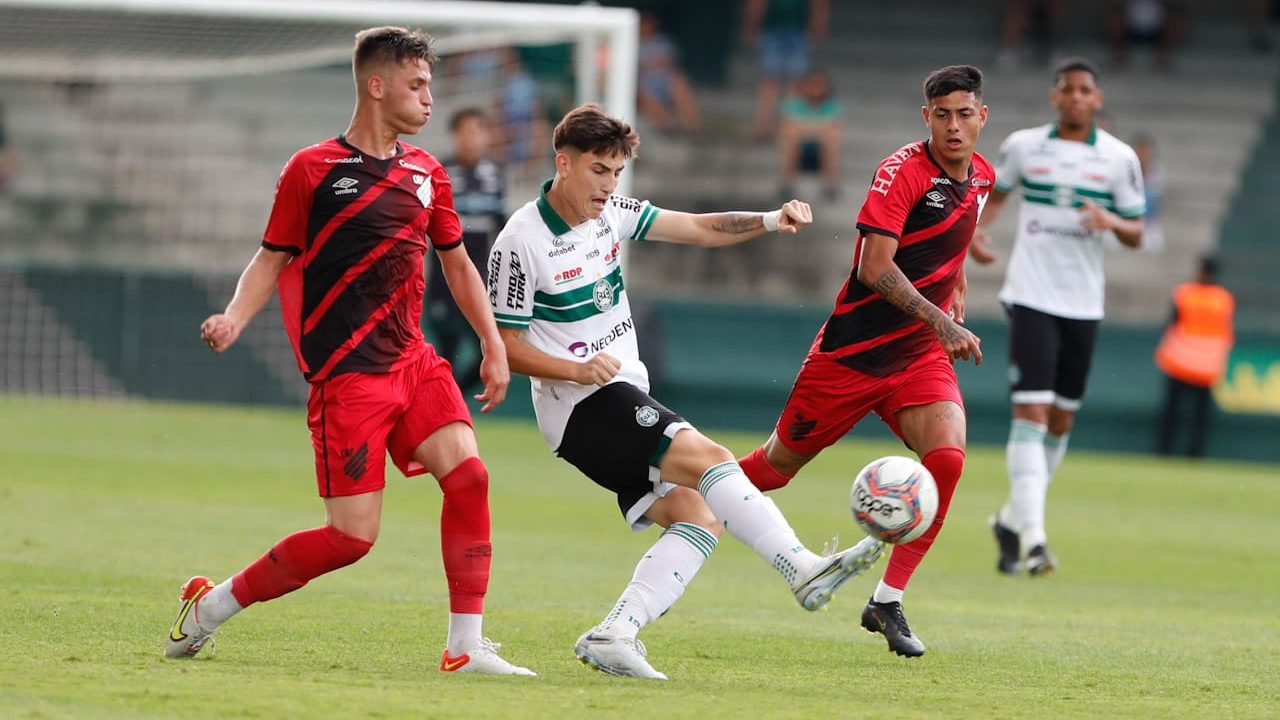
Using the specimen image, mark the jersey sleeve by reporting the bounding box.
[609,194,660,242]
[1112,146,1147,219]
[487,233,535,330]
[855,159,923,240]
[427,165,464,250]
[261,153,311,255]
[993,131,1023,193]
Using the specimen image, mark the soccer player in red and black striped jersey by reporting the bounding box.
[163,27,534,676]
[738,65,992,658]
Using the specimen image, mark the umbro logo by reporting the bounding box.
[925,190,946,209]
[333,177,359,195]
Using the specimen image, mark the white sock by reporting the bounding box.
[698,461,820,588]
[1002,419,1049,551]
[1045,432,1069,482]
[871,580,904,605]
[197,579,243,629]
[446,613,483,656]
[597,522,717,639]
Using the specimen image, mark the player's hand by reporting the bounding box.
[475,343,510,413]
[936,318,983,366]
[969,227,998,265]
[200,314,242,353]
[776,199,813,234]
[576,352,621,386]
[1078,199,1113,231]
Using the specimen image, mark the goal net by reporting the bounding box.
[0,0,636,400]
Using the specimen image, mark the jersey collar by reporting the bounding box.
[536,179,574,236]
[922,140,973,185]
[1049,122,1098,145]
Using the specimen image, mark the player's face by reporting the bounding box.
[557,149,625,222]
[382,58,434,135]
[1051,70,1102,130]
[922,91,987,167]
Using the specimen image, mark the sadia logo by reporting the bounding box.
[635,406,659,428]
[568,342,588,358]
[592,278,614,311]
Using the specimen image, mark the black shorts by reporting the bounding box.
[1006,304,1100,410]
[556,382,692,529]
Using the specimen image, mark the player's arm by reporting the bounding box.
[952,261,968,324]
[200,247,292,353]
[644,199,813,248]
[857,232,982,365]
[1079,199,1144,249]
[497,327,621,387]
[969,188,1010,265]
[437,244,509,412]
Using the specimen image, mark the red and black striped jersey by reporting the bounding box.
[262,136,462,383]
[814,140,994,377]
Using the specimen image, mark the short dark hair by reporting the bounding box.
[1199,254,1220,281]
[449,107,488,133]
[923,65,984,102]
[552,103,640,159]
[1053,56,1099,85]
[353,26,437,74]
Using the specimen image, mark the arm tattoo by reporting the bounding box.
[709,212,764,234]
[868,266,948,331]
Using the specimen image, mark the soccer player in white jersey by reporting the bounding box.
[488,103,885,680]
[969,57,1145,577]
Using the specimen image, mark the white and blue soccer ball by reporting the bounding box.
[850,456,939,544]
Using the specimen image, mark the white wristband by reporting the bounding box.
[762,209,782,232]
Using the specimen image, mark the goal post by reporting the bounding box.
[0,0,637,130]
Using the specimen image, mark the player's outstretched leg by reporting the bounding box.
[694,459,883,611]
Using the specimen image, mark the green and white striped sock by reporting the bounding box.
[698,461,820,588]
[596,522,718,639]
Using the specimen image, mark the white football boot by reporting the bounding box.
[793,535,885,611]
[164,576,217,658]
[574,630,668,680]
[439,639,537,676]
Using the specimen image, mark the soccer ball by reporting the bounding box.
[850,456,939,544]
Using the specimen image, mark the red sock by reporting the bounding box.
[738,446,793,491]
[438,457,491,614]
[231,525,373,607]
[882,446,964,591]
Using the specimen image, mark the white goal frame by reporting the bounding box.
[0,0,638,144]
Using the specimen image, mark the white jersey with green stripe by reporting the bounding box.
[995,123,1146,320]
[488,181,660,449]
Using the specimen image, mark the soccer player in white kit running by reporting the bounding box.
[969,57,1145,577]
[488,103,885,680]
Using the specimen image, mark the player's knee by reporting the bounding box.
[323,524,375,566]
[439,456,489,498]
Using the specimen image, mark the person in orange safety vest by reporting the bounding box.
[1154,255,1234,457]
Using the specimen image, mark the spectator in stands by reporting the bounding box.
[1105,0,1187,72]
[744,0,829,142]
[996,0,1065,70]
[636,12,702,135]
[429,108,507,394]
[1154,255,1235,457]
[500,50,544,170]
[776,68,842,202]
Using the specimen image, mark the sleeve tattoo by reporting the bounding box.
[709,212,764,234]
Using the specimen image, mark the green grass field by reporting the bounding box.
[1,396,1277,719]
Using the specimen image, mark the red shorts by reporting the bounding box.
[306,348,472,497]
[774,349,963,456]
